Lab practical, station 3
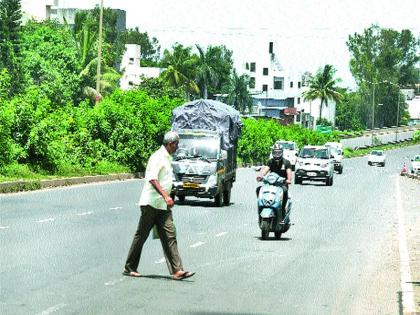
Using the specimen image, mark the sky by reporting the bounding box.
[22,0,420,88]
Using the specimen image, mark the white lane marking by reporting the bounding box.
[243,223,248,226]
[216,232,227,237]
[190,241,205,248]
[109,206,123,210]
[0,225,10,229]
[36,218,55,223]
[155,257,166,264]
[35,303,67,315]
[76,211,93,216]
[395,176,416,313]
[105,278,124,286]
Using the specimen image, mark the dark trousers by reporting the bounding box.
[125,205,183,274]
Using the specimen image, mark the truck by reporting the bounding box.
[170,99,242,206]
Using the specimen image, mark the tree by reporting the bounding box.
[224,69,253,113]
[0,0,23,96]
[195,44,233,99]
[21,20,82,106]
[121,27,160,66]
[302,64,343,123]
[335,89,364,130]
[160,43,199,100]
[347,25,418,127]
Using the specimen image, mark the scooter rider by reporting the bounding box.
[256,144,292,218]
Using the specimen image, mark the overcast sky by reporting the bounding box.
[22,0,420,88]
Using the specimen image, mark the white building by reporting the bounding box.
[119,44,165,90]
[239,40,336,127]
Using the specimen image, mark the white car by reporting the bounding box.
[294,145,334,186]
[273,140,298,170]
[325,142,344,174]
[410,155,420,174]
[367,150,386,166]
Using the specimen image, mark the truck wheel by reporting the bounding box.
[178,195,185,202]
[223,186,231,205]
[214,192,223,207]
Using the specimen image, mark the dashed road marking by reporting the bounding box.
[36,218,55,223]
[216,232,227,237]
[109,206,123,210]
[105,278,124,286]
[190,241,205,248]
[76,211,93,216]
[35,303,67,315]
[155,258,166,264]
[395,176,416,313]
[0,225,10,229]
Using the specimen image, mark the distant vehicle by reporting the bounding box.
[294,145,334,186]
[367,150,386,166]
[272,140,298,170]
[325,142,344,174]
[410,155,420,174]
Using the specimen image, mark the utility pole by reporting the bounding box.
[95,0,104,104]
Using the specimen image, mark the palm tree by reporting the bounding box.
[195,45,220,99]
[303,64,343,123]
[225,69,253,113]
[160,43,199,100]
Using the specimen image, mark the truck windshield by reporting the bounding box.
[175,135,219,160]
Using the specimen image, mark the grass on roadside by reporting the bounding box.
[343,140,419,158]
[0,161,130,183]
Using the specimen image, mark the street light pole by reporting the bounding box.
[396,91,400,142]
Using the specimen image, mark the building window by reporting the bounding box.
[262,84,268,92]
[245,62,249,70]
[297,97,301,104]
[290,81,293,88]
[263,68,269,76]
[129,57,134,64]
[273,77,284,90]
[298,81,301,88]
[269,42,273,54]
[128,81,134,86]
[250,62,256,72]
[249,77,255,89]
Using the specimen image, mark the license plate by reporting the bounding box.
[183,182,199,189]
[307,172,317,176]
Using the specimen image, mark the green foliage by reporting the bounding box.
[238,118,336,165]
[0,98,14,167]
[413,130,420,143]
[87,90,183,171]
[223,69,253,113]
[136,76,184,100]
[335,90,365,130]
[21,20,82,106]
[0,67,11,100]
[347,25,418,127]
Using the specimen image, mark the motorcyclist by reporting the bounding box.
[256,144,292,218]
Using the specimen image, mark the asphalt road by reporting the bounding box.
[1,145,419,315]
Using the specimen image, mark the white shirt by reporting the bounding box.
[139,145,173,210]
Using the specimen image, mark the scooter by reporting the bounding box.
[257,172,292,240]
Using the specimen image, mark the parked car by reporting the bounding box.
[367,150,386,166]
[294,145,334,186]
[410,155,420,174]
[272,140,299,170]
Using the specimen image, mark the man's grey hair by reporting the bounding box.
[163,131,179,144]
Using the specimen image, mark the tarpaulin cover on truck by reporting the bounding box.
[171,99,242,150]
